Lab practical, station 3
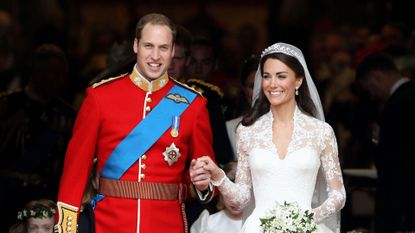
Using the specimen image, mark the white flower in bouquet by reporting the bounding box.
[260,201,317,233]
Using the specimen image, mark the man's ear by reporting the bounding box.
[214,60,219,71]
[171,43,175,58]
[133,38,138,54]
[185,56,190,66]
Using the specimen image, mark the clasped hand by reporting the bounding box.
[189,156,223,191]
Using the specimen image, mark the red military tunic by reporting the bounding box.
[55,67,215,233]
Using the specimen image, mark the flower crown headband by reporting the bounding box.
[17,205,56,221]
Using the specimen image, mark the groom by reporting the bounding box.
[54,13,215,233]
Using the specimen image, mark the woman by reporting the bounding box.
[9,199,55,233]
[191,42,346,232]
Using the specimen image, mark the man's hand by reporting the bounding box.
[196,156,223,182]
[189,158,211,191]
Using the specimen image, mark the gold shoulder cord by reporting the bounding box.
[186,78,223,97]
[171,78,203,96]
[92,72,128,88]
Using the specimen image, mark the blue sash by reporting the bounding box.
[100,84,197,179]
[92,84,196,207]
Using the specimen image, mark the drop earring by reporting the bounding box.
[295,88,299,96]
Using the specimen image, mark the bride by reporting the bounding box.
[191,42,346,233]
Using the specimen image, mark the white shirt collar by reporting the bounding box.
[390,77,410,96]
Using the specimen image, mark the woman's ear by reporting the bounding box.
[296,76,304,89]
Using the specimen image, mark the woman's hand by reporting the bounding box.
[196,156,224,182]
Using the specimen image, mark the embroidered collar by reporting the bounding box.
[390,77,410,96]
[130,65,169,92]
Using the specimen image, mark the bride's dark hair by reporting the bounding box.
[241,53,316,126]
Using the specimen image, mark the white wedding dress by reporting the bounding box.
[217,107,346,233]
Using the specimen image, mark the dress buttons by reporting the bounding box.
[146,97,152,102]
[145,106,151,111]
[141,163,147,169]
[140,174,145,179]
[142,154,147,160]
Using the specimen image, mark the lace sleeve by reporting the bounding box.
[312,124,346,223]
[216,126,252,211]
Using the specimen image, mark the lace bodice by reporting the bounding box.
[218,107,346,224]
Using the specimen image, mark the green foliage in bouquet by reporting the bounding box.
[260,201,317,233]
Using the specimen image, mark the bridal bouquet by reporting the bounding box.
[260,201,317,233]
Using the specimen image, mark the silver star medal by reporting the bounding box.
[163,142,181,166]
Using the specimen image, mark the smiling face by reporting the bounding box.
[261,58,302,108]
[222,195,242,216]
[133,23,175,81]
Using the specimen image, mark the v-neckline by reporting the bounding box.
[270,110,296,161]
[272,128,294,161]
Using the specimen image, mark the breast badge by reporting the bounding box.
[166,93,189,104]
[163,142,181,166]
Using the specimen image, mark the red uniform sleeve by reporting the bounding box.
[189,96,215,161]
[185,96,217,202]
[55,88,100,227]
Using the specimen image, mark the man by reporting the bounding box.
[183,38,234,227]
[168,25,192,82]
[226,55,258,159]
[185,38,233,166]
[54,13,214,233]
[356,52,415,233]
[186,38,218,83]
[0,44,75,232]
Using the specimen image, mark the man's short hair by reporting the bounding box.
[31,44,67,72]
[356,52,398,81]
[191,38,218,60]
[135,13,176,42]
[241,55,259,87]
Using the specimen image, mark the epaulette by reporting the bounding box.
[171,78,203,96]
[186,78,224,98]
[91,72,128,88]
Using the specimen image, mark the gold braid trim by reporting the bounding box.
[54,202,78,233]
[171,78,203,96]
[91,72,128,88]
[186,78,224,98]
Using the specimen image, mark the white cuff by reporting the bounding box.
[196,183,213,201]
[210,169,226,187]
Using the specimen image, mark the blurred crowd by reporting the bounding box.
[1,2,415,232]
